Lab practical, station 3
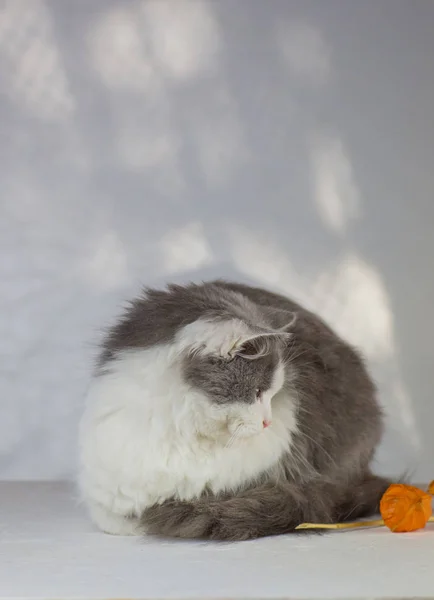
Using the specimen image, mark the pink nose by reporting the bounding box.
[262,419,271,429]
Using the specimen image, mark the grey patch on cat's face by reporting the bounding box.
[182,348,279,405]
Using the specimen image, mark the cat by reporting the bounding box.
[78,280,390,540]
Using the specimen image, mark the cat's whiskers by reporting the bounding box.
[300,430,337,468]
[287,341,328,371]
[290,443,317,479]
[286,348,311,364]
[342,501,365,521]
[225,423,243,448]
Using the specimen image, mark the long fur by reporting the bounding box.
[79,280,389,540]
[143,475,391,541]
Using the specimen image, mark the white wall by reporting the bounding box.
[2,0,434,481]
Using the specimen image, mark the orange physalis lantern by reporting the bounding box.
[380,483,432,533]
[295,480,434,533]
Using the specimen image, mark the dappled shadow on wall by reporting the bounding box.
[0,0,422,479]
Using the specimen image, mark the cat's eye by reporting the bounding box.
[255,388,262,401]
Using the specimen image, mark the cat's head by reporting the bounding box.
[177,317,293,442]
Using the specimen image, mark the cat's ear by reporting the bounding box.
[262,307,297,332]
[228,331,291,361]
[278,311,297,332]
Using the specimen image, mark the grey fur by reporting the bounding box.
[183,343,281,405]
[98,282,278,368]
[143,475,390,541]
[99,280,389,540]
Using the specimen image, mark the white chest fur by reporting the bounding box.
[78,347,297,528]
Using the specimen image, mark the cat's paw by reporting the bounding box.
[88,502,141,536]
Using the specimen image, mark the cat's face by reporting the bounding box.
[182,337,286,442]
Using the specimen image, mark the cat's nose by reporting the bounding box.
[262,419,271,429]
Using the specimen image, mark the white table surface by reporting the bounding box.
[1,482,434,600]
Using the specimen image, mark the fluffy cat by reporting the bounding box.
[78,280,389,540]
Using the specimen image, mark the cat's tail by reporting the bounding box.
[334,473,392,522]
[142,475,392,541]
[141,482,306,541]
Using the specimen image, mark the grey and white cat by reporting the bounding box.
[78,280,389,540]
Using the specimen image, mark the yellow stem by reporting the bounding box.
[295,516,434,531]
[295,519,384,530]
